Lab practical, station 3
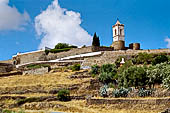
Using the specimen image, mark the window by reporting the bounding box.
[120,29,123,35]
[115,29,117,35]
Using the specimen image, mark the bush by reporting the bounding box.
[146,65,163,88]
[113,88,129,98]
[138,88,153,97]
[99,64,117,84]
[99,85,108,97]
[55,43,70,49]
[57,89,70,101]
[135,52,153,64]
[152,55,168,65]
[45,48,71,55]
[90,65,100,77]
[17,97,43,106]
[71,64,81,71]
[45,43,77,55]
[118,66,148,88]
[27,64,50,69]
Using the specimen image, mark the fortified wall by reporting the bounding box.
[12,46,115,65]
[12,50,45,65]
[82,48,170,66]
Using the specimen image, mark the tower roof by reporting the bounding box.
[116,19,121,25]
[112,19,124,27]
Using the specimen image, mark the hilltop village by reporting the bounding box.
[0,20,170,113]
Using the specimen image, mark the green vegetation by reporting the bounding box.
[133,52,153,64]
[138,88,153,97]
[91,53,170,98]
[118,66,148,88]
[92,32,100,46]
[90,64,100,77]
[152,54,168,65]
[45,43,77,54]
[71,64,81,71]
[113,88,129,98]
[45,48,71,54]
[26,64,50,69]
[99,64,117,83]
[99,85,108,97]
[57,89,71,101]
[17,97,44,106]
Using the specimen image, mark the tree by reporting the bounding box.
[152,55,168,65]
[135,52,153,64]
[99,64,117,84]
[118,66,148,88]
[146,65,162,88]
[55,43,70,49]
[92,32,100,46]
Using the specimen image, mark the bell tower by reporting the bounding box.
[111,19,125,50]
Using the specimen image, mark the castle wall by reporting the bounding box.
[82,49,170,66]
[91,46,114,52]
[46,46,93,60]
[13,50,45,65]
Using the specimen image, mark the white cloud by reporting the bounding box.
[35,0,92,49]
[165,37,170,48]
[0,0,30,31]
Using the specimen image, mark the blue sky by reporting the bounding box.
[0,0,170,60]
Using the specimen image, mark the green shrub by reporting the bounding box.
[135,52,153,64]
[99,85,108,97]
[27,64,50,69]
[152,55,168,65]
[99,64,117,84]
[71,64,81,71]
[55,43,77,49]
[138,88,153,97]
[118,66,148,88]
[113,88,129,98]
[47,48,71,54]
[90,65,100,77]
[17,97,43,106]
[55,43,70,49]
[57,89,70,101]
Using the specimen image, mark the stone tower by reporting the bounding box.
[111,19,125,50]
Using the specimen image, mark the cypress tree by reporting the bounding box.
[92,32,100,46]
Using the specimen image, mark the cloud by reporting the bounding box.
[0,0,30,31]
[165,37,170,48]
[35,0,92,49]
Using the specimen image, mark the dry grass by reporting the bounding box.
[0,71,91,88]
[0,70,167,113]
[18,100,160,113]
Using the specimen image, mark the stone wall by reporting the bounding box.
[13,50,45,65]
[23,67,49,75]
[0,63,14,73]
[46,46,93,60]
[91,46,114,52]
[86,98,170,105]
[82,48,170,66]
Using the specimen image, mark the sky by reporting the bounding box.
[0,0,170,60]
